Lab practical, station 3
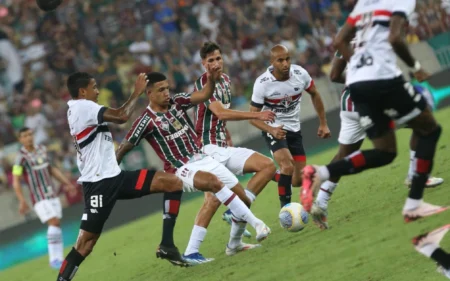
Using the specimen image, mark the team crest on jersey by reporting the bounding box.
[160,120,170,131]
[281,95,293,108]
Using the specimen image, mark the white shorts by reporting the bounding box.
[34,198,62,223]
[338,111,366,145]
[175,154,239,192]
[202,144,255,176]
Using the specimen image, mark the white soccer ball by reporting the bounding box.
[279,202,309,232]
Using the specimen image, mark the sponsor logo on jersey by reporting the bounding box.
[134,115,151,137]
[294,70,301,75]
[165,124,189,140]
[260,77,269,83]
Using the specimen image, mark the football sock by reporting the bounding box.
[431,248,450,269]
[407,150,416,181]
[272,170,281,182]
[322,150,396,180]
[184,225,207,256]
[278,174,292,208]
[228,219,246,249]
[48,225,64,262]
[56,248,85,281]
[215,187,262,229]
[160,191,182,247]
[408,126,441,202]
[245,189,256,203]
[316,181,337,208]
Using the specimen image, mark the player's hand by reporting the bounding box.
[413,69,430,82]
[317,124,331,139]
[19,201,30,215]
[206,63,222,82]
[257,111,276,122]
[270,125,287,140]
[134,73,149,94]
[64,183,78,197]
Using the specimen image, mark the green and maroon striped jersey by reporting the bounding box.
[194,72,231,147]
[13,145,55,205]
[334,51,355,112]
[125,93,201,173]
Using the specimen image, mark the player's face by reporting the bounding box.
[80,79,100,103]
[202,50,223,72]
[272,53,291,77]
[149,80,170,107]
[19,130,34,147]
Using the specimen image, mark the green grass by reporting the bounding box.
[4,108,450,281]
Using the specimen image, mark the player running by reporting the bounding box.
[13,127,76,269]
[311,51,444,229]
[302,0,447,226]
[181,42,276,263]
[115,71,272,265]
[57,71,269,281]
[250,44,331,209]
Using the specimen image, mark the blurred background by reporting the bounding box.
[0,0,449,270]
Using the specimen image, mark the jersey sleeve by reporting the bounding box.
[391,0,416,18]
[303,70,314,92]
[12,154,24,176]
[79,99,108,127]
[125,114,153,146]
[251,79,266,108]
[173,92,195,110]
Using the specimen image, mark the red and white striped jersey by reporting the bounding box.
[251,64,313,132]
[13,145,55,205]
[67,99,121,183]
[345,0,416,85]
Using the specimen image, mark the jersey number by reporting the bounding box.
[266,132,276,146]
[356,54,373,68]
[90,195,103,208]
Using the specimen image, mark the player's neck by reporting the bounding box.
[149,103,169,113]
[24,145,35,152]
[272,70,289,81]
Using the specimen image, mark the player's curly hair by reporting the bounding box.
[67,72,94,99]
[200,42,222,59]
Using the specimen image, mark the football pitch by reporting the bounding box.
[4,108,450,281]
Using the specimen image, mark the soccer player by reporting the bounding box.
[57,72,269,281]
[302,0,447,223]
[181,42,276,263]
[250,44,331,209]
[13,127,76,269]
[115,71,272,265]
[311,51,444,229]
[413,224,450,279]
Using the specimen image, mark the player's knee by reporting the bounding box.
[207,175,223,193]
[75,237,98,257]
[261,158,276,174]
[157,173,183,192]
[279,159,294,175]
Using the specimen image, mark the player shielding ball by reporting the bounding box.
[250,44,331,209]
[13,127,76,269]
[115,70,271,265]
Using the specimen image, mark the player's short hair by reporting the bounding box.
[67,72,94,98]
[200,42,222,59]
[146,72,167,87]
[18,127,31,137]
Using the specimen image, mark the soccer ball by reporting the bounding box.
[36,0,62,12]
[279,203,309,232]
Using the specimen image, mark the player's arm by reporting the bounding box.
[329,54,347,84]
[189,65,222,105]
[208,101,275,121]
[101,73,148,124]
[50,166,76,195]
[333,22,356,63]
[116,114,152,164]
[116,140,135,165]
[305,83,331,138]
[249,105,286,139]
[388,2,428,81]
[12,164,29,215]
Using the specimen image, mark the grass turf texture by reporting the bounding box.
[4,108,450,281]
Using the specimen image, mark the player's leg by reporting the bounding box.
[286,130,307,188]
[405,131,444,188]
[34,199,65,269]
[413,224,450,279]
[402,106,447,221]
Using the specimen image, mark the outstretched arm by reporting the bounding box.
[102,73,148,124]
[189,65,222,105]
[116,140,135,165]
[208,101,275,121]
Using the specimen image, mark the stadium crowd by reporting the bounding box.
[0,0,449,197]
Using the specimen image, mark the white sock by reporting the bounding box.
[408,150,416,181]
[404,198,423,211]
[228,220,246,249]
[316,181,337,207]
[47,225,64,262]
[184,225,207,256]
[317,166,330,181]
[245,189,256,203]
[215,187,262,229]
[418,243,439,258]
